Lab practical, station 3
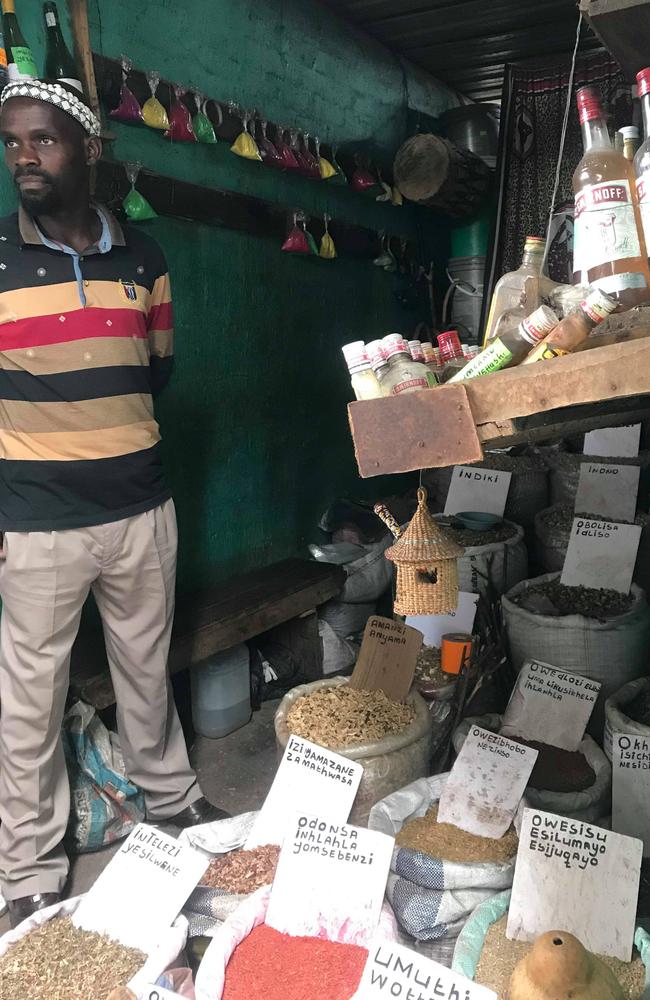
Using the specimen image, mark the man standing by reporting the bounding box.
[0,80,226,927]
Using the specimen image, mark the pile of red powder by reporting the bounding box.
[222,924,368,1000]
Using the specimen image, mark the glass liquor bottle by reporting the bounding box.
[572,85,650,307]
[1,0,37,81]
[634,68,650,261]
[483,237,545,346]
[43,2,82,92]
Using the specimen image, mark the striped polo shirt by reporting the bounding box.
[0,205,173,531]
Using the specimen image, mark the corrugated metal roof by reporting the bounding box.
[324,0,603,101]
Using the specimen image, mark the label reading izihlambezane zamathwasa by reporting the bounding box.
[449,338,513,382]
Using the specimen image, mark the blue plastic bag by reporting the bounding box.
[62,700,145,853]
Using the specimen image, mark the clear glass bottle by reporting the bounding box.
[380,334,435,395]
[341,342,382,400]
[573,85,650,307]
[449,305,559,382]
[420,341,440,384]
[619,125,640,163]
[366,339,391,395]
[522,288,618,364]
[408,339,425,363]
[437,330,466,382]
[634,68,650,262]
[483,236,546,346]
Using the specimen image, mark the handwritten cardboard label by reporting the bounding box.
[501,660,600,752]
[354,939,496,1000]
[437,725,538,838]
[266,813,394,945]
[349,616,422,700]
[612,733,650,855]
[574,462,640,523]
[405,592,479,649]
[246,735,363,849]
[73,823,208,951]
[507,808,642,960]
[583,423,641,458]
[444,466,512,517]
[560,517,641,593]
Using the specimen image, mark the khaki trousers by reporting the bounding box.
[0,500,200,900]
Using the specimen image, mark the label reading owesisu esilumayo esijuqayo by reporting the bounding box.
[574,180,643,278]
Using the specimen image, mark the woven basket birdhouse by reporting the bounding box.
[385,487,464,616]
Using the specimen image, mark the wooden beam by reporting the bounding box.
[348,384,483,478]
[580,0,650,79]
[66,0,101,120]
[347,336,650,475]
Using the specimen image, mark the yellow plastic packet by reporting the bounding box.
[142,71,169,131]
[314,136,336,180]
[230,109,261,161]
[319,215,337,259]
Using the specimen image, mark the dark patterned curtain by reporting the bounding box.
[485,50,633,301]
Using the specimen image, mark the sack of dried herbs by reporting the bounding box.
[452,889,650,999]
[604,678,650,761]
[0,894,188,999]
[503,574,650,737]
[453,715,611,824]
[194,884,401,1000]
[367,774,524,942]
[275,678,433,826]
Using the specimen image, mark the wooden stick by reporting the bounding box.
[66,0,101,122]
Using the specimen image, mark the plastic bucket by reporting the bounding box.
[448,254,486,340]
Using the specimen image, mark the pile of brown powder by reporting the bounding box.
[510,737,596,792]
[396,804,518,864]
[286,686,414,749]
[0,916,145,1000]
[476,916,645,998]
[201,845,280,894]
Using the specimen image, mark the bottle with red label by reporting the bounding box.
[380,334,436,395]
[573,85,650,308]
[634,68,650,263]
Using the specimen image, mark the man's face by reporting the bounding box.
[0,98,98,214]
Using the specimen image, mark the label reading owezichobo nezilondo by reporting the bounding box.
[449,338,513,382]
[574,180,642,276]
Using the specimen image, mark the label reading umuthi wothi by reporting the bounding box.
[355,939,496,1000]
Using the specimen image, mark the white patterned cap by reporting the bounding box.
[1,80,101,137]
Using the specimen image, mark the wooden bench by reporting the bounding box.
[69,557,345,710]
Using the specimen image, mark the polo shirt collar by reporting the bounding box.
[18,203,126,249]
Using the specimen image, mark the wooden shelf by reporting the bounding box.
[580,0,650,80]
[348,337,650,476]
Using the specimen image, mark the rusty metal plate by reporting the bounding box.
[348,385,482,478]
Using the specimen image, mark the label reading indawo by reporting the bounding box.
[574,180,642,275]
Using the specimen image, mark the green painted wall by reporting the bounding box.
[1,0,459,591]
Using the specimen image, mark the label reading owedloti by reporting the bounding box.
[437,725,538,838]
[501,660,600,752]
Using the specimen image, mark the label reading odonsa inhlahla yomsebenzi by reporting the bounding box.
[436,725,537,838]
[501,660,600,752]
[507,808,642,961]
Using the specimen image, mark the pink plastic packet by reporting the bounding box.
[110,56,143,124]
[164,85,197,142]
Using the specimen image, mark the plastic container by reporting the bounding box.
[442,104,500,166]
[447,255,486,340]
[191,644,251,739]
[451,199,495,258]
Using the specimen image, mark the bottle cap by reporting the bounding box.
[619,125,640,139]
[437,330,463,362]
[421,341,435,363]
[637,68,650,98]
[382,333,408,359]
[341,341,367,370]
[576,85,605,125]
[524,236,546,252]
[519,305,559,344]
[408,339,425,361]
[366,340,386,366]
[581,288,618,324]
